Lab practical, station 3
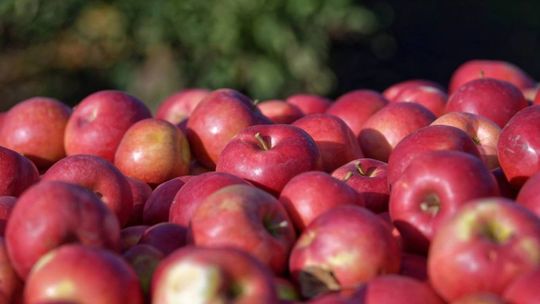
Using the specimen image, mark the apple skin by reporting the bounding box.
[257,99,304,124]
[445,78,528,128]
[5,181,120,279]
[0,237,22,304]
[516,171,540,217]
[503,268,540,304]
[428,198,540,301]
[24,244,143,304]
[292,114,363,172]
[186,88,270,169]
[389,150,499,253]
[0,146,40,197]
[125,176,152,227]
[42,154,133,227]
[216,124,321,195]
[137,222,187,256]
[359,102,436,162]
[189,184,296,274]
[0,196,16,236]
[449,59,535,94]
[286,94,332,115]
[331,158,389,213]
[279,171,364,232]
[289,205,400,299]
[491,167,518,199]
[387,125,481,186]
[64,90,152,162]
[383,79,445,101]
[114,118,191,186]
[451,293,506,304]
[399,253,427,281]
[497,105,540,189]
[0,97,71,170]
[123,244,164,299]
[120,225,149,253]
[168,172,249,228]
[431,112,501,169]
[325,90,388,139]
[355,275,444,304]
[155,88,210,125]
[392,85,448,117]
[143,176,190,225]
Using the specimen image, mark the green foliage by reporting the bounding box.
[0,0,380,110]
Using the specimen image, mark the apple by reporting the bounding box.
[359,102,436,162]
[306,289,363,304]
[257,99,304,124]
[151,246,278,303]
[155,88,210,125]
[451,293,506,304]
[331,158,389,213]
[0,196,16,236]
[186,88,270,169]
[389,150,499,253]
[516,171,540,217]
[428,197,540,301]
[392,85,448,117]
[125,176,152,227]
[114,118,191,186]
[383,79,445,101]
[286,93,331,115]
[503,267,540,304]
[279,171,364,231]
[216,124,321,195]
[24,244,143,304]
[123,244,164,299]
[5,181,120,279]
[445,78,528,128]
[325,90,388,139]
[292,113,363,172]
[42,154,133,227]
[355,275,444,304]
[189,184,296,274]
[289,205,400,299]
[386,125,481,186]
[0,97,71,170]
[399,253,427,281]
[64,90,152,162]
[168,172,249,228]
[143,176,189,225]
[0,146,39,197]
[120,225,149,253]
[431,112,501,169]
[137,222,187,256]
[0,237,22,304]
[491,167,517,199]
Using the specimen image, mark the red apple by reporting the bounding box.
[306,289,363,304]
[143,176,189,225]
[42,154,133,227]
[186,88,270,169]
[155,88,210,125]
[428,198,540,301]
[120,225,149,253]
[389,150,499,253]
[292,114,363,172]
[503,267,540,304]
[286,94,331,115]
[137,222,187,256]
[451,293,506,304]
[355,275,444,304]
[392,85,448,117]
[0,146,39,197]
[431,112,501,169]
[279,171,363,231]
[151,246,278,303]
[383,79,445,101]
[331,158,389,213]
[123,244,164,299]
[0,97,71,170]
[190,184,296,274]
[0,237,22,304]
[5,181,120,279]
[516,171,540,217]
[445,78,528,128]
[216,124,321,195]
[257,99,304,124]
[0,196,16,236]
[359,102,436,162]
[289,205,400,299]
[24,244,143,304]
[125,176,152,227]
[64,90,152,162]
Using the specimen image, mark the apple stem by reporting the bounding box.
[355,163,369,176]
[265,220,288,237]
[420,193,440,216]
[254,132,270,151]
[342,171,353,182]
[479,70,485,78]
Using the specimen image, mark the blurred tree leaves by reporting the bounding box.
[0,0,380,111]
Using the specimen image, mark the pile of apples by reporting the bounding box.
[1,59,540,303]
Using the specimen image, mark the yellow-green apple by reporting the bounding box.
[516,171,540,217]
[389,150,498,253]
[64,90,151,162]
[24,244,143,304]
[151,246,278,304]
[503,268,540,304]
[445,78,528,128]
[155,88,209,126]
[359,102,436,162]
[286,94,331,115]
[325,90,388,139]
[0,146,39,196]
[123,244,164,300]
[0,97,71,170]
[137,223,187,256]
[42,154,133,227]
[168,172,249,228]
[0,196,15,236]
[292,114,363,172]
[125,176,152,227]
[452,293,506,304]
[428,198,540,301]
[498,105,540,189]
[5,181,120,279]
[331,158,389,213]
[0,237,22,303]
[216,124,321,195]
[387,125,481,186]
[355,275,444,304]
[279,171,364,231]
[114,118,191,186]
[449,59,535,94]
[186,88,270,169]
[189,184,296,274]
[120,225,149,253]
[431,112,501,169]
[392,85,448,117]
[289,205,400,299]
[143,176,190,225]
[383,79,444,101]
[257,99,304,124]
